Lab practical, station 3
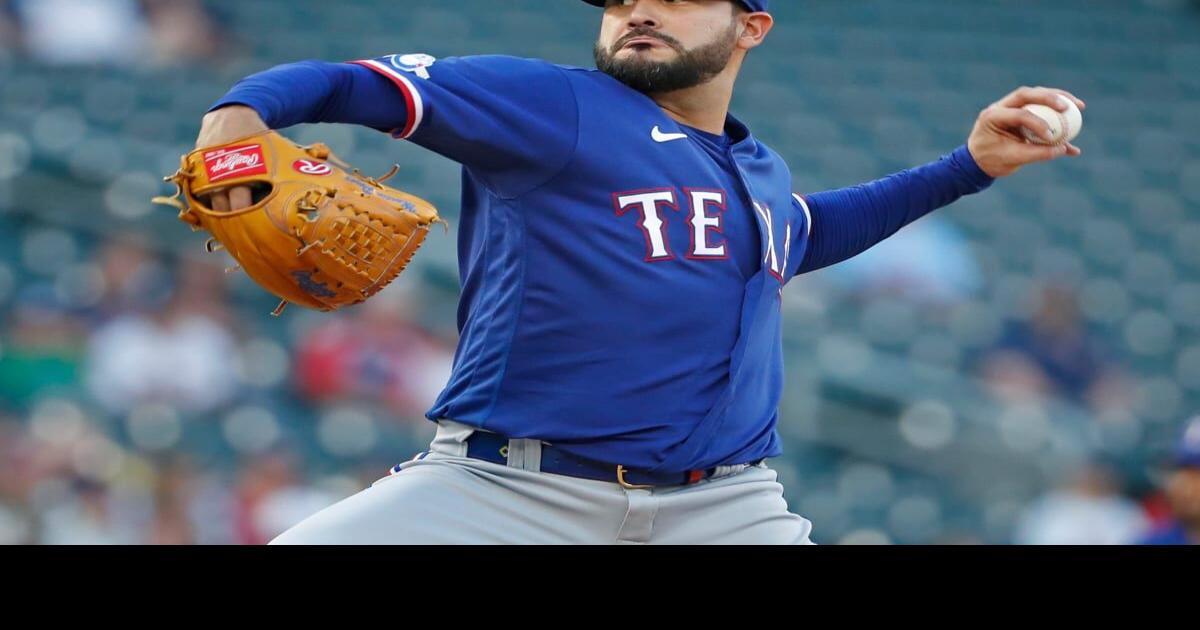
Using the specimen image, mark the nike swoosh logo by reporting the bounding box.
[651,126,689,143]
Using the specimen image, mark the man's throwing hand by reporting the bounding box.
[968,86,1086,178]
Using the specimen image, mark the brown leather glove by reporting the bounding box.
[154,130,446,316]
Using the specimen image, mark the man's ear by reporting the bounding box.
[737,12,774,51]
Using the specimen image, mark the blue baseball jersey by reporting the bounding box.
[353,53,815,474]
[214,53,994,473]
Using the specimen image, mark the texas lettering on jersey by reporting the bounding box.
[614,188,731,262]
[613,188,792,286]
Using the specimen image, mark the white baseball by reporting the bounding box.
[1021,98,1083,145]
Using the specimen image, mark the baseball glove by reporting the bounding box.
[153,130,446,316]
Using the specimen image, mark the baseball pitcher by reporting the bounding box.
[190,0,1084,544]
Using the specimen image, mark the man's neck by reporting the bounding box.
[649,65,738,136]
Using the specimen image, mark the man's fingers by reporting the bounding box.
[229,186,253,210]
[996,85,1086,112]
[1046,89,1086,111]
[210,191,230,212]
[1061,91,1085,110]
[204,186,253,212]
[986,106,1055,141]
[1010,141,1070,165]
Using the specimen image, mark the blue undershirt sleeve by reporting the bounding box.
[209,60,409,134]
[208,55,579,199]
[793,145,995,277]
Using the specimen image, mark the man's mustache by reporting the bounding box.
[613,29,684,54]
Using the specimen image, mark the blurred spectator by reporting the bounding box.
[146,458,197,545]
[38,477,138,545]
[294,281,454,421]
[232,451,339,545]
[142,0,222,66]
[0,283,88,412]
[0,417,34,544]
[1013,460,1149,545]
[0,406,357,544]
[11,0,150,67]
[9,0,221,67]
[974,283,1132,411]
[84,258,239,416]
[92,237,157,318]
[820,217,982,308]
[0,1,19,53]
[1138,418,1200,545]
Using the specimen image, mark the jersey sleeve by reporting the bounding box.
[352,54,580,199]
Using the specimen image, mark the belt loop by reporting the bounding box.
[710,463,751,480]
[506,438,542,472]
[432,418,475,457]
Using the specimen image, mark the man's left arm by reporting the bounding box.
[793,86,1085,277]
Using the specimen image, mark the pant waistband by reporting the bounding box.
[412,420,764,489]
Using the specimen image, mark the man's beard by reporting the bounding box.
[594,23,738,94]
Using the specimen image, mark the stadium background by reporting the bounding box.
[0,0,1197,544]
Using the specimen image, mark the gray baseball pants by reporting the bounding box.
[271,419,815,545]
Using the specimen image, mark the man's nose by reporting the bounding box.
[626,0,663,28]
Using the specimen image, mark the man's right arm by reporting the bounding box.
[200,54,579,211]
[197,61,412,211]
[208,60,412,132]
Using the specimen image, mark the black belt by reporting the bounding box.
[463,431,763,489]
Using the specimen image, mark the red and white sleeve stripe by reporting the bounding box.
[350,59,426,139]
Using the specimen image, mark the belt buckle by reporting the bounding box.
[616,465,654,490]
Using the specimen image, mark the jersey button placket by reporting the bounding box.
[726,145,770,274]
